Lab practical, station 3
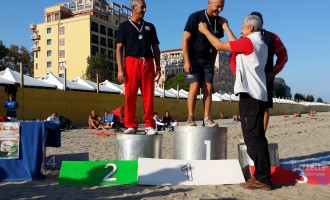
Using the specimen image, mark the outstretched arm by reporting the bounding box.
[219,17,237,41]
[198,22,232,51]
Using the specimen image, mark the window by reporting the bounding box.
[59,62,66,68]
[100,37,106,46]
[47,50,52,57]
[100,48,106,56]
[55,13,60,21]
[47,39,51,45]
[47,15,52,23]
[47,61,52,68]
[59,38,65,46]
[59,26,65,35]
[91,45,98,55]
[35,52,38,58]
[91,21,98,32]
[100,25,106,35]
[59,50,65,58]
[35,63,38,70]
[47,27,51,34]
[107,38,113,48]
[91,34,99,44]
[107,27,113,37]
[108,50,113,59]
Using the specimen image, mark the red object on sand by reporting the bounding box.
[250,165,330,185]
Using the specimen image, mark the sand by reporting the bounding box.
[1,112,330,199]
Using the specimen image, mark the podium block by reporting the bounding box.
[174,126,227,160]
[116,134,163,160]
[238,143,280,168]
[45,152,89,170]
[138,158,245,185]
[59,160,138,186]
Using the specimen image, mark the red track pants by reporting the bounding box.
[124,56,156,130]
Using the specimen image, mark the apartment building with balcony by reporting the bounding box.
[159,48,234,94]
[30,0,131,80]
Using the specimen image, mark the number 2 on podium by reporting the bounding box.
[103,163,117,182]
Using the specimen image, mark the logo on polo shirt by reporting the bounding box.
[187,74,194,79]
[145,26,151,31]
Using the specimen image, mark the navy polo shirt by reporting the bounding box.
[115,19,159,58]
[184,10,224,60]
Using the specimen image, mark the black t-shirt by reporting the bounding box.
[115,19,159,58]
[262,29,276,73]
[184,10,224,60]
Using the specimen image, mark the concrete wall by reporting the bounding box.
[1,86,329,126]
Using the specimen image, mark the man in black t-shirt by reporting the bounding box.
[116,0,160,135]
[182,0,225,127]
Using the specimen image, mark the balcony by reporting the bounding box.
[31,34,40,40]
[31,45,40,52]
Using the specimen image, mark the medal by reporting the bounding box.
[205,10,217,35]
[129,19,145,40]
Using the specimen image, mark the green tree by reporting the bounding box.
[0,41,9,71]
[85,53,113,82]
[0,45,33,75]
[274,84,287,98]
[305,94,314,102]
[0,41,8,60]
[20,46,34,75]
[164,73,189,91]
[316,97,323,103]
[294,93,305,101]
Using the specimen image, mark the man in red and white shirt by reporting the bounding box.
[199,14,272,190]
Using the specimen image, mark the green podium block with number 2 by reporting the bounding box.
[59,160,138,186]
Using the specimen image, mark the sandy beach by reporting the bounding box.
[1,112,330,199]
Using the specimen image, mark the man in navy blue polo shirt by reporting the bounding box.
[116,0,161,135]
[182,0,225,127]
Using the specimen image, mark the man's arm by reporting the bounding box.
[152,44,161,81]
[198,22,232,52]
[219,17,237,41]
[116,43,125,83]
[273,34,288,74]
[182,31,192,73]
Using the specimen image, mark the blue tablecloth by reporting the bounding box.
[0,121,61,181]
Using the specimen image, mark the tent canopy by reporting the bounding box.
[0,68,56,88]
[41,73,94,91]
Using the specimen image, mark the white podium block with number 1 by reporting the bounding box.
[138,158,245,185]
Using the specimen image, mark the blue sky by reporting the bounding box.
[1,0,329,102]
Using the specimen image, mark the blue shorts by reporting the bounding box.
[185,59,214,84]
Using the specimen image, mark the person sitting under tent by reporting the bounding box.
[153,112,165,131]
[161,110,178,131]
[108,106,125,132]
[88,110,104,130]
[102,110,115,129]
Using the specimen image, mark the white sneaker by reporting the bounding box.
[124,128,136,134]
[145,127,158,135]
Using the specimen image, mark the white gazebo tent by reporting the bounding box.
[155,86,177,98]
[0,68,56,89]
[74,77,121,93]
[0,76,15,85]
[100,80,124,94]
[167,88,188,99]
[41,73,94,91]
